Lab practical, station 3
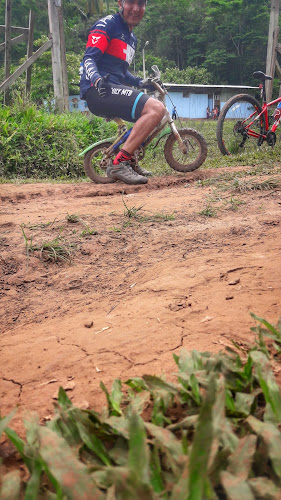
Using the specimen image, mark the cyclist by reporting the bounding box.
[80,0,165,185]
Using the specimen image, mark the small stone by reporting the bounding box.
[228,278,240,285]
[84,321,94,328]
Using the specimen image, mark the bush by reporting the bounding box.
[0,99,116,180]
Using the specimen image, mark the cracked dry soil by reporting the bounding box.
[0,169,281,434]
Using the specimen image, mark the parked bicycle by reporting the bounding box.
[80,65,207,183]
[216,70,281,156]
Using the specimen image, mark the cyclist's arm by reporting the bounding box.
[124,70,142,87]
[83,22,111,87]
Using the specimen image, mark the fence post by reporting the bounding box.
[266,0,280,101]
[4,0,12,104]
[47,0,69,112]
[25,10,34,96]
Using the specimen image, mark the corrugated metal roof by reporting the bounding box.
[164,83,259,90]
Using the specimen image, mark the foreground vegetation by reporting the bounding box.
[2,101,281,182]
[1,314,281,499]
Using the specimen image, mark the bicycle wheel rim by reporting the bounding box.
[217,95,264,156]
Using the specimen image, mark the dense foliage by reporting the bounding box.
[0,0,276,102]
[0,99,116,179]
[1,314,281,498]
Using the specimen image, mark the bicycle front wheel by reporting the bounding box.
[164,128,208,172]
[217,94,264,156]
[84,142,115,183]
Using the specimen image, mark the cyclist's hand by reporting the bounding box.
[96,74,111,98]
[139,78,155,91]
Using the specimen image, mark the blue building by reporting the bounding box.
[69,83,259,118]
[163,83,259,119]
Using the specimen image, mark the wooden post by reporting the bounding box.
[4,0,12,105]
[25,10,35,96]
[48,0,69,112]
[58,2,69,111]
[266,0,280,101]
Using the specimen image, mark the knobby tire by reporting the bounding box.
[84,142,115,184]
[164,128,207,172]
[216,94,264,156]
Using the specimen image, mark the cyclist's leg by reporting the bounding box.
[122,97,165,155]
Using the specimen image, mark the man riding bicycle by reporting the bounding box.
[80,0,165,185]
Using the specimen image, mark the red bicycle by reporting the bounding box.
[217,71,281,156]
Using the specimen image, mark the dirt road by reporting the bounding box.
[1,168,281,432]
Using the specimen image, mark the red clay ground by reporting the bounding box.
[0,168,281,435]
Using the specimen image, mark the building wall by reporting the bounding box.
[69,88,258,119]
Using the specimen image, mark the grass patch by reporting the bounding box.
[2,314,281,498]
[21,214,98,264]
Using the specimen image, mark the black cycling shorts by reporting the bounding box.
[85,83,150,123]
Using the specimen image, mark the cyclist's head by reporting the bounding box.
[118,0,147,20]
[118,0,147,29]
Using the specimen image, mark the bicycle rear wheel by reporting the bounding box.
[84,142,115,183]
[217,94,264,156]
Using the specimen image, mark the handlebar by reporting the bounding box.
[145,65,167,96]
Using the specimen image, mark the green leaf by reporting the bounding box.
[0,409,17,438]
[251,313,281,340]
[5,427,33,471]
[100,380,123,416]
[145,422,183,464]
[248,477,281,498]
[127,390,151,415]
[246,415,281,479]
[150,446,165,494]
[250,350,281,423]
[57,387,73,410]
[24,461,42,500]
[171,460,189,500]
[105,415,129,439]
[38,426,102,499]
[128,411,150,484]
[220,471,255,499]
[110,379,123,415]
[0,470,21,499]
[188,374,223,500]
[176,350,204,375]
[76,421,112,466]
[125,377,148,392]
[227,435,257,480]
[189,374,201,405]
[142,375,178,396]
[234,392,255,417]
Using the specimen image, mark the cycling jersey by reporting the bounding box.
[80,12,141,99]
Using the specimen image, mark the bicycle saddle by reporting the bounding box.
[253,71,273,81]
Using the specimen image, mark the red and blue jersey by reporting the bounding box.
[80,12,141,99]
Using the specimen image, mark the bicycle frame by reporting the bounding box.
[241,77,281,141]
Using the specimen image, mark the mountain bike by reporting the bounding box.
[80,65,208,183]
[216,70,281,156]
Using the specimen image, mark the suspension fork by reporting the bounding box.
[169,117,188,153]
